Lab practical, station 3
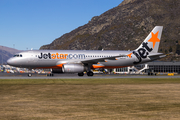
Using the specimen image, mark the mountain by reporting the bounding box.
[40,0,180,61]
[0,46,21,64]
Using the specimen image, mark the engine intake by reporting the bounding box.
[62,64,85,73]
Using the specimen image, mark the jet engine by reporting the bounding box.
[52,68,63,73]
[62,64,85,73]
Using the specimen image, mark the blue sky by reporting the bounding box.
[0,0,123,50]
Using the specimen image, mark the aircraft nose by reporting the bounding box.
[7,58,14,66]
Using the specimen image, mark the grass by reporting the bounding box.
[1,78,180,85]
[0,78,180,120]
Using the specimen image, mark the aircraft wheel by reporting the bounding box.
[78,72,84,76]
[47,73,54,77]
[87,71,94,76]
[50,73,54,76]
[28,73,32,77]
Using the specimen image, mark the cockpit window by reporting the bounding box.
[13,54,23,57]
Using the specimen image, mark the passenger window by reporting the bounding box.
[20,54,22,57]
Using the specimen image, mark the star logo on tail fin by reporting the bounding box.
[148,31,160,48]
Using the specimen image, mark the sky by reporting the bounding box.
[0,0,123,50]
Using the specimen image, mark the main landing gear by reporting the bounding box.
[87,71,94,76]
[47,73,54,77]
[78,71,94,77]
[78,72,84,76]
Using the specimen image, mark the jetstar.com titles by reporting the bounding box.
[38,53,85,59]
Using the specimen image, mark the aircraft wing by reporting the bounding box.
[81,55,127,64]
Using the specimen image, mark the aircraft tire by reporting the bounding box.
[78,72,84,76]
[47,73,54,77]
[49,73,54,76]
[87,71,94,76]
[28,73,32,77]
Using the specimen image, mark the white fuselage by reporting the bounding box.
[7,26,165,76]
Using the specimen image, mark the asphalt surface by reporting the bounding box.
[0,73,180,79]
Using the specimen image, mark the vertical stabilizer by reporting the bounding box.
[136,26,163,53]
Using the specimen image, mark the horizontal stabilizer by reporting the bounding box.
[148,53,166,60]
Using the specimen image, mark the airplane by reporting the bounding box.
[7,26,165,77]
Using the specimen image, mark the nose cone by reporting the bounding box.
[7,58,15,66]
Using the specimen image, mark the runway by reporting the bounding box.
[0,73,180,79]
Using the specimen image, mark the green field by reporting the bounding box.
[0,78,180,120]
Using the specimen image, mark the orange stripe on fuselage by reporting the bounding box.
[92,65,128,69]
[37,64,128,69]
[37,64,64,69]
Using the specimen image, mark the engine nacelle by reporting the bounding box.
[52,68,63,73]
[62,64,85,73]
